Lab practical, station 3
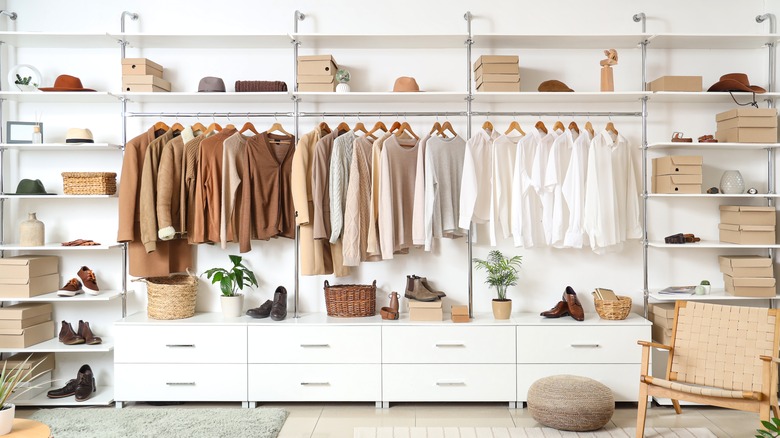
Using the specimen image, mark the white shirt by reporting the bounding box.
[544,129,577,248]
[511,129,545,248]
[531,128,560,245]
[561,130,592,248]
[491,133,522,241]
[458,129,499,231]
[412,135,431,246]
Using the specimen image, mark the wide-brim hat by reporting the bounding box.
[707,73,766,93]
[198,76,226,92]
[538,79,574,92]
[393,76,420,92]
[38,74,95,92]
[65,128,94,144]
[8,179,54,195]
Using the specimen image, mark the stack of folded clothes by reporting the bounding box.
[234,81,288,92]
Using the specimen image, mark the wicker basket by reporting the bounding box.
[62,172,117,195]
[324,280,376,317]
[592,293,632,320]
[144,274,199,320]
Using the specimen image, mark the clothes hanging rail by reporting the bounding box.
[470,111,642,118]
[298,111,467,118]
[125,112,296,118]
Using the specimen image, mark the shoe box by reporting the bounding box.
[297,55,338,92]
[648,303,675,345]
[121,58,170,92]
[651,155,702,194]
[718,205,776,245]
[647,75,702,92]
[451,305,469,323]
[0,255,59,298]
[474,55,520,92]
[2,351,55,399]
[715,108,778,143]
[408,299,443,321]
[0,303,54,348]
[719,255,776,297]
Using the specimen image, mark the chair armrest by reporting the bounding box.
[760,355,780,363]
[638,340,672,350]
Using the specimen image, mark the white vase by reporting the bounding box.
[0,403,14,435]
[719,170,745,194]
[336,82,350,93]
[220,295,244,318]
[19,212,44,247]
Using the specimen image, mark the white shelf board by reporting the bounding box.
[648,240,780,249]
[0,143,122,151]
[1,289,125,302]
[0,337,113,354]
[471,91,648,104]
[122,92,292,104]
[649,91,780,103]
[649,288,778,301]
[110,33,292,49]
[0,194,116,199]
[292,33,468,49]
[0,243,121,251]
[647,141,780,150]
[472,34,649,49]
[647,34,780,49]
[647,193,780,198]
[0,31,116,48]
[0,91,118,104]
[295,91,468,104]
[15,386,113,407]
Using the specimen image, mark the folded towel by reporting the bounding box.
[235,80,288,92]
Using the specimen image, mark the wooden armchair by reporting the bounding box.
[637,301,780,437]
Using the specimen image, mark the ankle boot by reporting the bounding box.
[78,320,102,345]
[59,321,85,345]
[405,275,416,296]
[404,278,440,302]
[270,286,287,321]
[415,276,446,298]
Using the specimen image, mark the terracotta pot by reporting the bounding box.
[492,299,512,320]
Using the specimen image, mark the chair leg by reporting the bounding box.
[761,401,771,425]
[672,399,682,414]
[636,383,649,438]
[771,403,779,419]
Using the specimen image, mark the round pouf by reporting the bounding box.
[527,374,614,432]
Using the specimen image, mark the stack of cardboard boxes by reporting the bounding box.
[121,58,171,92]
[648,302,675,345]
[297,55,338,92]
[408,299,443,322]
[0,303,55,348]
[651,155,703,194]
[2,352,54,399]
[719,255,776,297]
[0,255,59,299]
[718,205,776,245]
[715,108,778,143]
[473,55,520,92]
[647,75,702,92]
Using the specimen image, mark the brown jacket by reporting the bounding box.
[192,128,237,244]
[157,134,187,240]
[139,130,174,252]
[181,134,209,244]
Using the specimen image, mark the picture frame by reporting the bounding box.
[6,121,41,144]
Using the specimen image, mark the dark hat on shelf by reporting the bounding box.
[538,80,574,92]
[198,76,226,92]
[38,74,95,92]
[707,73,766,93]
[392,76,420,92]
[8,179,54,195]
[65,128,94,144]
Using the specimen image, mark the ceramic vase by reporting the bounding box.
[492,299,512,320]
[220,295,244,318]
[336,82,350,93]
[719,170,745,194]
[0,403,14,435]
[19,212,44,246]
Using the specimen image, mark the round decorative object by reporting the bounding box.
[336,82,351,93]
[719,170,745,195]
[335,68,350,83]
[748,187,758,195]
[706,187,719,194]
[19,212,44,247]
[527,375,614,431]
[7,64,41,92]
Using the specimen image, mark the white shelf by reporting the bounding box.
[295,91,468,104]
[0,91,118,103]
[0,194,116,199]
[647,193,780,198]
[472,34,649,49]
[0,32,116,48]
[1,289,125,302]
[122,92,292,104]
[15,386,114,407]
[0,143,122,151]
[649,288,778,301]
[292,33,468,49]
[0,243,121,251]
[110,33,291,49]
[647,34,780,49]
[0,337,113,354]
[648,240,780,249]
[647,141,780,150]
[471,91,648,104]
[649,91,780,103]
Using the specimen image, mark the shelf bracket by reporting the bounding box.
[756,13,777,34]
[632,12,646,33]
[0,11,16,21]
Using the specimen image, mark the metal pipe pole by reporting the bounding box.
[119,11,137,319]
[757,14,777,267]
[293,10,305,319]
[464,11,474,319]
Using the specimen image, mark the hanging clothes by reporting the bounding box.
[531,128,561,246]
[378,135,420,260]
[192,127,237,244]
[139,128,175,252]
[366,132,393,257]
[561,130,592,248]
[511,128,546,248]
[221,132,252,251]
[544,128,577,248]
[490,133,522,241]
[411,134,431,247]
[423,135,467,251]
[157,126,197,242]
[342,135,381,266]
[180,132,211,244]
[329,130,356,244]
[458,128,499,244]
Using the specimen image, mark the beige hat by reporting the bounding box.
[65,128,94,143]
[393,77,420,92]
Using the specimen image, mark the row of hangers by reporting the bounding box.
[482,119,618,138]
[151,120,293,138]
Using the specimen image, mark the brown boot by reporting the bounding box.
[415,276,446,298]
[78,320,102,345]
[59,321,85,345]
[404,278,440,302]
[563,286,585,321]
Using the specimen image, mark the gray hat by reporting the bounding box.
[198,76,226,92]
[8,179,54,195]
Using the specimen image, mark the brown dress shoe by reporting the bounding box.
[59,321,85,345]
[78,320,102,345]
[404,278,440,302]
[74,364,96,402]
[540,300,569,318]
[563,286,585,321]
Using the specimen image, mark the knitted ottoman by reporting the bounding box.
[527,374,614,431]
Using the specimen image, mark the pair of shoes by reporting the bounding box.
[539,286,585,321]
[58,266,99,296]
[404,275,444,302]
[246,299,273,319]
[664,233,701,244]
[698,134,718,143]
[47,364,96,402]
[57,278,83,297]
[671,132,692,142]
[59,320,102,345]
[270,286,287,321]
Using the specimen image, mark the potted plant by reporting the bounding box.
[202,255,258,318]
[13,74,37,92]
[472,250,523,320]
[335,69,351,93]
[0,355,47,435]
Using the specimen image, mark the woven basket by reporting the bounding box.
[62,172,117,195]
[592,293,632,320]
[324,280,376,317]
[144,274,199,320]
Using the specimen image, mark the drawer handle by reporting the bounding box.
[300,382,330,386]
[166,382,196,386]
[570,343,600,348]
[436,381,466,386]
[165,344,195,348]
[300,344,330,348]
[435,343,465,348]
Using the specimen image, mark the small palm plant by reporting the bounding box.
[0,354,48,408]
[202,255,258,297]
[472,250,523,301]
[757,418,780,437]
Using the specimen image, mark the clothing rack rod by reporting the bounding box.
[470,111,642,118]
[298,111,467,118]
[125,112,295,118]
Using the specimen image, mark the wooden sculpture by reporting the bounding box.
[600,48,618,92]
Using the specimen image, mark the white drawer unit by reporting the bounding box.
[382,325,515,364]
[114,325,247,364]
[115,363,247,402]
[249,364,381,401]
[383,364,516,402]
[247,325,380,363]
[517,363,640,402]
[516,325,644,364]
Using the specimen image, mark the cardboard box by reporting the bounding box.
[724,274,776,297]
[476,82,521,92]
[719,255,774,277]
[649,302,676,320]
[2,352,55,377]
[121,84,169,93]
[0,303,52,322]
[647,76,703,92]
[297,83,337,92]
[652,156,703,176]
[715,108,778,123]
[715,127,777,143]
[473,55,519,71]
[652,175,701,194]
[122,74,171,91]
[0,273,58,298]
[651,322,672,345]
[0,320,54,348]
[719,205,776,226]
[451,305,469,323]
[12,371,51,400]
[121,58,163,78]
[0,313,51,330]
[409,300,443,321]
[718,116,778,130]
[719,223,776,245]
[297,75,336,84]
[650,312,673,330]
[475,73,521,84]
[0,255,58,279]
[297,55,338,75]
[475,63,520,77]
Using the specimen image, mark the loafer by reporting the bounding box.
[563,286,585,321]
[77,266,99,295]
[246,299,273,319]
[58,321,85,345]
[57,278,83,297]
[270,286,287,321]
[540,300,569,318]
[75,364,96,402]
[47,379,77,399]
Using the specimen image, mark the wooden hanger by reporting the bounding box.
[336,121,350,134]
[268,121,292,136]
[318,121,331,135]
[170,122,185,133]
[191,122,208,134]
[568,121,580,134]
[240,122,259,135]
[153,121,170,133]
[505,121,525,136]
[429,121,443,136]
[482,120,494,132]
[225,123,236,131]
[535,120,548,134]
[354,121,368,135]
[605,121,618,135]
[396,121,419,140]
[389,121,402,134]
[367,121,387,137]
[584,121,595,137]
[205,122,223,134]
[552,120,565,132]
[440,120,457,138]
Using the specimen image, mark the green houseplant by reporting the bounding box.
[756,418,780,437]
[202,255,258,317]
[472,250,522,319]
[0,355,47,434]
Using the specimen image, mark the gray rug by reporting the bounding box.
[354,426,717,437]
[31,407,288,438]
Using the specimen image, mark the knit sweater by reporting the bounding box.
[342,136,380,266]
[378,135,420,259]
[329,130,356,243]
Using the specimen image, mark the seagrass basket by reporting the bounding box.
[324,280,376,317]
[592,293,632,320]
[143,274,198,320]
[62,172,117,195]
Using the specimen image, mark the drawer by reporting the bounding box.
[248,364,380,402]
[248,326,380,363]
[115,363,247,402]
[516,325,646,364]
[114,325,247,363]
[382,364,515,402]
[382,326,515,364]
[517,363,640,402]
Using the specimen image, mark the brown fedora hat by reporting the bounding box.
[39,74,95,92]
[392,76,420,92]
[538,79,574,92]
[707,73,765,93]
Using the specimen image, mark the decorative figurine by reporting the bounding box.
[336,69,351,93]
[600,48,618,92]
[706,187,720,194]
[748,187,758,195]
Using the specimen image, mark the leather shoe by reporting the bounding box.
[59,321,85,345]
[77,320,102,345]
[540,300,569,318]
[414,276,446,298]
[77,266,99,295]
[404,278,440,302]
[75,364,96,402]
[270,286,287,321]
[246,299,273,319]
[47,379,78,399]
[563,286,585,321]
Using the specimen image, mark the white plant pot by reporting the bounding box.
[336,82,350,93]
[0,403,15,436]
[220,295,244,318]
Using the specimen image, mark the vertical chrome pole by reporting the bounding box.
[757,14,777,267]
[464,11,474,319]
[120,11,137,318]
[293,10,305,318]
[0,10,17,256]
[641,36,649,319]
